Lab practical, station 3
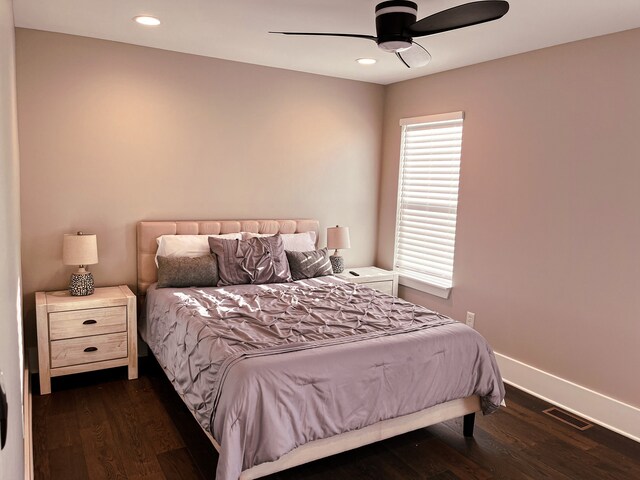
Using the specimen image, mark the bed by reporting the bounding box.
[137,219,504,480]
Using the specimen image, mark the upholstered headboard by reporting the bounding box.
[137,219,320,294]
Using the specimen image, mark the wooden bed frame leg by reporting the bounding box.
[463,412,475,437]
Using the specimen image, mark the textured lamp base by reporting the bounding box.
[330,255,345,274]
[69,272,95,296]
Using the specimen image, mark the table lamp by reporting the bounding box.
[327,225,350,274]
[63,232,98,296]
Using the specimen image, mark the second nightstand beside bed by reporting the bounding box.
[337,266,398,296]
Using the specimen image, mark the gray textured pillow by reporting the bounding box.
[208,234,292,286]
[285,248,333,281]
[156,254,219,288]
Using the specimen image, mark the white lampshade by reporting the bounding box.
[63,233,98,266]
[327,226,351,250]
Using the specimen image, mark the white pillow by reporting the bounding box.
[242,231,316,252]
[155,233,242,266]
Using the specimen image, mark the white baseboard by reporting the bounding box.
[495,352,640,443]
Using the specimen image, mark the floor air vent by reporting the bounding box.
[543,407,593,431]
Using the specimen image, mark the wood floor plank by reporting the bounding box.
[79,420,129,479]
[427,471,461,480]
[586,445,640,479]
[383,430,466,478]
[514,431,624,480]
[74,386,130,478]
[157,447,205,480]
[338,441,425,480]
[45,387,77,416]
[48,444,90,480]
[565,448,635,479]
[127,375,185,455]
[101,381,166,479]
[434,417,572,479]
[141,365,218,478]
[387,432,492,480]
[45,412,82,450]
[581,420,640,463]
[75,385,110,430]
[134,358,220,479]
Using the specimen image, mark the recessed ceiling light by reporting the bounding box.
[133,16,161,26]
[356,58,377,65]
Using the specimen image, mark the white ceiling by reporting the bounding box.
[13,0,640,85]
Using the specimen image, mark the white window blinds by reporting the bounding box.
[394,112,464,290]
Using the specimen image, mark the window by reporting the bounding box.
[394,112,464,298]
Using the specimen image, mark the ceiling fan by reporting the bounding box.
[270,0,509,68]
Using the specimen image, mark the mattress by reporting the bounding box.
[141,276,504,480]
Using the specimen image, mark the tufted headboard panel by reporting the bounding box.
[137,219,320,294]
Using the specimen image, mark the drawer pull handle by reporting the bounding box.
[82,319,97,325]
[84,347,98,353]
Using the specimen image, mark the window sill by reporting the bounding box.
[398,274,452,299]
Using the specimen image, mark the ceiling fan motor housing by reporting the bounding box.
[375,0,417,52]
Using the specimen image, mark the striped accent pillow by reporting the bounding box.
[286,248,333,281]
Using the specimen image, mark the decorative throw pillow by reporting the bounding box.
[285,248,333,281]
[208,235,292,286]
[156,254,219,288]
[243,231,316,251]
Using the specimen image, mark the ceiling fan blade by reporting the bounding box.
[269,32,377,42]
[407,1,509,37]
[395,42,432,68]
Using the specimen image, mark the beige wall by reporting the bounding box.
[378,29,640,407]
[0,0,25,477]
[16,29,384,343]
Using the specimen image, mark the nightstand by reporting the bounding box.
[337,266,398,296]
[35,285,137,395]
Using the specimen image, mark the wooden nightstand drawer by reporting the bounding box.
[50,331,128,368]
[365,280,394,295]
[49,306,127,340]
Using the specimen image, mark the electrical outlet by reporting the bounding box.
[466,311,475,328]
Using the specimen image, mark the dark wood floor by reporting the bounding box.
[33,357,640,480]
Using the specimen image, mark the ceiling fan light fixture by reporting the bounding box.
[375,1,417,53]
[356,58,377,65]
[133,15,161,26]
[378,40,412,53]
[269,0,509,69]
